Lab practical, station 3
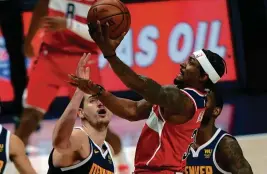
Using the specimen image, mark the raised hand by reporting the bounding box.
[68,53,101,95]
[42,16,67,31]
[88,20,126,57]
[75,53,91,79]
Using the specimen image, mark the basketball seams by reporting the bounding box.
[99,12,129,21]
[117,0,128,12]
[90,3,123,13]
[116,1,130,36]
[88,1,130,39]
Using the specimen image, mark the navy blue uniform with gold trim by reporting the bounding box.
[0,125,11,174]
[185,128,232,174]
[47,129,114,174]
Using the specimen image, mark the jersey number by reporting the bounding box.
[182,128,198,161]
[66,3,75,19]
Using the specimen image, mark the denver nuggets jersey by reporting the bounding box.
[185,128,232,174]
[47,129,114,174]
[0,125,11,174]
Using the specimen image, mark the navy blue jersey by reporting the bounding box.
[47,128,114,174]
[186,128,232,174]
[0,125,11,174]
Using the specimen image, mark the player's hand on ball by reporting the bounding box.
[42,16,67,31]
[89,20,126,57]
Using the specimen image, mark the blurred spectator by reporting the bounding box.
[0,0,27,116]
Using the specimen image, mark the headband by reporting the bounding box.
[192,50,221,84]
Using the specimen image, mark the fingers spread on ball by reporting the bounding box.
[96,20,104,41]
[102,22,110,40]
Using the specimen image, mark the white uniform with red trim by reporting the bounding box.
[134,88,207,173]
[44,0,98,53]
[24,0,102,112]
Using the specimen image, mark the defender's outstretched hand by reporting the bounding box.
[68,53,101,95]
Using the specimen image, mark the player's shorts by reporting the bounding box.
[24,44,101,113]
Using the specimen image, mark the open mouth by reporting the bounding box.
[97,108,107,115]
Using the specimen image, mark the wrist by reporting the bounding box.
[98,90,110,100]
[92,84,106,97]
[103,52,116,59]
[74,88,84,97]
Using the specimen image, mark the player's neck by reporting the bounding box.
[197,124,217,145]
[81,124,107,147]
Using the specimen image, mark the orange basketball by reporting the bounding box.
[87,0,131,39]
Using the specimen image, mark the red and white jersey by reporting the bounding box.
[134,88,207,173]
[43,0,98,53]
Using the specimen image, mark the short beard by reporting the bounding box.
[173,78,185,89]
[82,117,109,132]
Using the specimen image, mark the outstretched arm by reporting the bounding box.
[52,89,85,154]
[99,91,152,121]
[9,134,36,174]
[106,57,193,115]
[88,21,194,115]
[53,54,90,154]
[217,136,253,174]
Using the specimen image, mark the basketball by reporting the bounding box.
[87,0,131,39]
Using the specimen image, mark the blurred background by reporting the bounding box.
[0,0,267,173]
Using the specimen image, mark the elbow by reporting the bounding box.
[127,112,143,122]
[127,116,139,122]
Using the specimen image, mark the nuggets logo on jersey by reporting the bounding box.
[204,149,212,159]
[0,144,4,153]
[107,154,113,164]
[89,163,113,174]
[185,166,213,174]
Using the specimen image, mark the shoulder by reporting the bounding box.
[217,135,238,150]
[72,128,88,139]
[54,128,89,155]
[216,134,243,161]
[180,88,207,109]
[216,135,253,173]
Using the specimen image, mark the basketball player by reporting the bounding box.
[185,90,253,174]
[0,102,36,174]
[69,22,226,173]
[15,0,129,172]
[48,53,114,174]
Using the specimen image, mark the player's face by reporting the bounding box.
[174,56,205,87]
[82,95,112,128]
[202,92,221,124]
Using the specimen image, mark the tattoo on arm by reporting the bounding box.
[107,57,194,114]
[218,136,253,174]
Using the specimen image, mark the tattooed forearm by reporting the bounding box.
[107,56,190,112]
[218,136,253,174]
[107,56,161,94]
